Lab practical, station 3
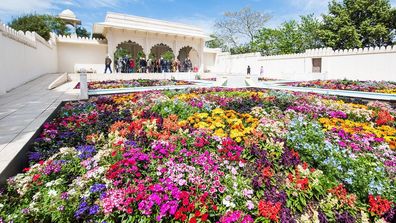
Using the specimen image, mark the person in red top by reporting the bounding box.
[129,59,135,73]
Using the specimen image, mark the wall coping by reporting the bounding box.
[215,46,396,60]
[57,35,107,45]
[0,22,56,49]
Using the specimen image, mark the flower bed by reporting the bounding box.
[288,79,396,94]
[1,88,395,222]
[75,79,195,90]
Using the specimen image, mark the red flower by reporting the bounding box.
[201,213,209,221]
[195,210,201,217]
[262,166,273,178]
[258,200,282,222]
[22,167,30,172]
[32,174,41,182]
[189,217,197,223]
[368,195,392,217]
[376,110,394,126]
[296,177,309,190]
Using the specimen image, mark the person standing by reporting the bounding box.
[129,58,135,73]
[260,66,264,76]
[160,57,166,73]
[104,56,112,74]
[247,65,251,75]
[117,58,122,73]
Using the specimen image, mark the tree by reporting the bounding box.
[214,7,271,48]
[162,51,175,61]
[9,14,51,40]
[76,26,90,38]
[9,14,70,40]
[252,17,321,56]
[319,0,396,49]
[206,34,228,51]
[299,14,324,50]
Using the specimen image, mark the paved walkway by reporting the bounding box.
[0,74,78,181]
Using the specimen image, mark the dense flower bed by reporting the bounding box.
[0,88,395,222]
[75,79,194,90]
[288,79,396,94]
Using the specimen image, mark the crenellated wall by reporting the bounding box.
[214,46,396,81]
[1,17,396,96]
[0,22,58,94]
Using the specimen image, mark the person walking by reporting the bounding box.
[260,66,264,76]
[104,55,112,74]
[247,65,251,75]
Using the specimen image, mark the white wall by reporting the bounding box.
[0,23,58,94]
[214,47,396,81]
[57,36,107,73]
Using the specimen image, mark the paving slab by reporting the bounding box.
[0,73,79,181]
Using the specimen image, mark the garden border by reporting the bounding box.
[0,101,68,184]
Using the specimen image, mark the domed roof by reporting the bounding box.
[59,9,76,19]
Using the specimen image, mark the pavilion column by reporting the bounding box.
[199,39,205,72]
[144,33,150,59]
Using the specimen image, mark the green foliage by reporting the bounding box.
[251,15,323,55]
[76,26,90,38]
[9,14,70,41]
[161,51,174,61]
[151,100,199,120]
[206,34,228,51]
[114,48,129,60]
[287,117,396,202]
[230,44,255,55]
[318,0,396,49]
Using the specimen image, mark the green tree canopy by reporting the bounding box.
[9,14,70,40]
[206,34,228,52]
[319,0,396,49]
[76,26,90,38]
[251,15,323,56]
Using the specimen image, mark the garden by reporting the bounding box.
[0,88,395,223]
[288,80,396,94]
[75,79,194,90]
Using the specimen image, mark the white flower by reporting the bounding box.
[48,189,57,197]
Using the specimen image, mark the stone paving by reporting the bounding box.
[0,74,79,180]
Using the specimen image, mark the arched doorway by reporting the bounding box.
[150,43,174,60]
[114,41,145,73]
[178,46,199,72]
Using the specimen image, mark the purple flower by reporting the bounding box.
[89,205,99,215]
[90,183,106,193]
[28,152,42,162]
[335,211,356,223]
[76,145,96,160]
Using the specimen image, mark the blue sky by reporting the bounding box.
[1,0,395,34]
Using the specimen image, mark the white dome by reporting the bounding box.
[59,9,76,19]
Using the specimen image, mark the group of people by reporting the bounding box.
[105,55,194,74]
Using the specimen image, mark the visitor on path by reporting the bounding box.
[247,65,251,75]
[147,59,152,73]
[104,56,112,74]
[260,66,264,76]
[160,57,166,73]
[117,58,122,73]
[129,58,135,73]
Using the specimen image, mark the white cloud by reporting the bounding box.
[0,0,56,18]
[285,0,329,14]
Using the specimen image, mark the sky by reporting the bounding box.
[0,0,395,34]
